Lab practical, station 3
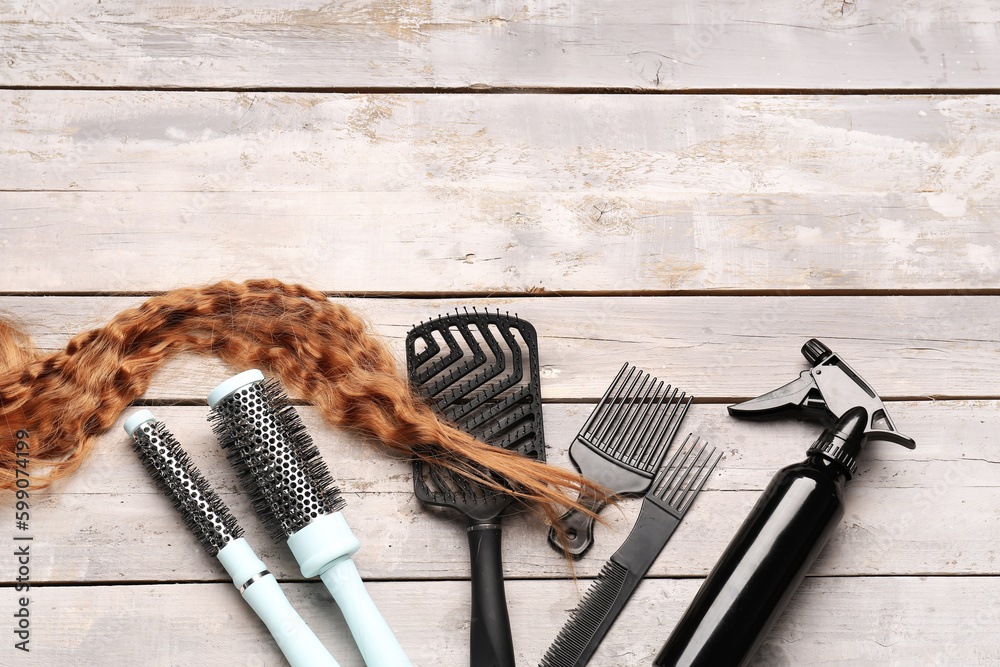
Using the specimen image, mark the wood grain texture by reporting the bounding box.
[13,577,1000,666]
[1,1,998,90]
[5,400,995,584]
[0,294,996,400]
[2,3,998,664]
[3,92,998,292]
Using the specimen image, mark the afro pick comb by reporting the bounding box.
[548,363,692,557]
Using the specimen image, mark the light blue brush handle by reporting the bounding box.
[218,538,340,667]
[320,557,411,667]
[288,513,412,667]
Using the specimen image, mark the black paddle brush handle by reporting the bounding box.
[547,494,607,557]
[467,522,515,667]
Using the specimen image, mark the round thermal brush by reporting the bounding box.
[207,370,412,667]
[125,410,340,667]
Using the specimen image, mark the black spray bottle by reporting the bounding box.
[654,339,915,667]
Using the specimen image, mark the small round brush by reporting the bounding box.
[207,370,412,667]
[124,410,340,667]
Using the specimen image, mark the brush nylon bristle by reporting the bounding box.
[209,378,344,542]
[538,560,629,667]
[131,421,243,557]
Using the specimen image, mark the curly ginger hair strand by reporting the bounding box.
[0,279,609,532]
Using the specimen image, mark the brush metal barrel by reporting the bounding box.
[125,411,339,667]
[208,371,413,667]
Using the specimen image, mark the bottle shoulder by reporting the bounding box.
[773,457,848,493]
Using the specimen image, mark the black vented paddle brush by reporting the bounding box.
[405,310,546,667]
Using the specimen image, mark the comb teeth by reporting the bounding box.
[209,378,345,542]
[131,420,243,557]
[582,363,692,473]
[538,560,629,667]
[650,435,722,516]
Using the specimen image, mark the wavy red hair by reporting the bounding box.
[0,280,608,532]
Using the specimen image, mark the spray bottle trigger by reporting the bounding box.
[730,339,915,450]
[865,429,916,449]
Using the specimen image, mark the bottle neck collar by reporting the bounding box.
[806,406,869,481]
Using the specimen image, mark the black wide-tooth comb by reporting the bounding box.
[548,363,692,557]
[539,436,721,667]
[207,371,411,667]
[405,310,545,667]
[124,410,339,667]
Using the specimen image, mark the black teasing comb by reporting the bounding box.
[540,436,721,667]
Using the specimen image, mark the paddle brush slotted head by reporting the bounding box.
[405,310,546,667]
[406,310,546,519]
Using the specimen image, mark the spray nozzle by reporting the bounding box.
[728,338,915,450]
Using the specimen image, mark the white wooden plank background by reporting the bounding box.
[4,577,1000,667]
[3,2,1000,666]
[8,578,1000,667]
[1,1,998,90]
[2,92,998,293]
[0,296,995,399]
